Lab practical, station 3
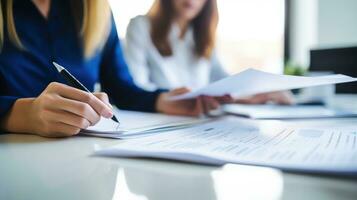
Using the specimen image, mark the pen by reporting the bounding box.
[52,62,120,124]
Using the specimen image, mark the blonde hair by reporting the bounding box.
[0,0,111,58]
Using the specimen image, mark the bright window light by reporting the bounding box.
[109,0,285,74]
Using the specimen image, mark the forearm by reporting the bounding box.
[0,98,36,134]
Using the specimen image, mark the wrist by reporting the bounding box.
[155,93,166,113]
[1,98,37,134]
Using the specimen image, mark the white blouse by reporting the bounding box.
[124,15,228,91]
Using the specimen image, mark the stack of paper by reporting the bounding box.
[81,115,211,139]
[86,69,357,173]
[95,118,357,174]
[222,104,357,119]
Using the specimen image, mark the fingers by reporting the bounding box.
[256,91,294,105]
[236,91,295,105]
[200,96,221,115]
[169,87,191,96]
[275,91,295,105]
[193,97,204,116]
[156,88,225,117]
[185,96,221,117]
[215,94,234,104]
[93,92,113,109]
[47,82,113,118]
[44,110,91,130]
[240,94,268,104]
[235,98,254,104]
[34,83,115,137]
[44,93,101,125]
[45,122,81,138]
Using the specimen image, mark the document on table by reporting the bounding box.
[222,104,357,119]
[171,69,357,100]
[80,116,211,139]
[96,118,357,174]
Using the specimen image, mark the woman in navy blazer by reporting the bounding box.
[0,0,217,137]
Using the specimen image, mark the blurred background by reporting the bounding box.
[109,0,357,92]
[109,0,284,74]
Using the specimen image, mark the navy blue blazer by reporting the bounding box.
[0,0,163,120]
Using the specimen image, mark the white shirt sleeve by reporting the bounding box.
[209,51,229,82]
[124,16,158,91]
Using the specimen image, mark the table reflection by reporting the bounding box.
[0,134,284,200]
[111,159,283,200]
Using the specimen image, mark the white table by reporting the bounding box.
[1,95,357,200]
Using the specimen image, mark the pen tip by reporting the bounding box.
[53,62,64,72]
[112,115,120,124]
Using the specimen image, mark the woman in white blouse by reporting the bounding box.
[125,0,293,105]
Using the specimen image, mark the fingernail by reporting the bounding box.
[102,110,113,118]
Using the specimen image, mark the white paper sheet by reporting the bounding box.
[96,118,357,173]
[171,69,357,100]
[80,114,211,139]
[222,104,357,119]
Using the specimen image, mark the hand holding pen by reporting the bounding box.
[53,62,119,123]
[8,63,119,138]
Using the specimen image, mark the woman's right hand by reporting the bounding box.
[2,82,114,137]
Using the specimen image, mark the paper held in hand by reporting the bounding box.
[170,69,357,100]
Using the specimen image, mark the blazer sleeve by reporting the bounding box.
[124,17,159,91]
[99,17,165,112]
[0,96,19,121]
[0,71,20,125]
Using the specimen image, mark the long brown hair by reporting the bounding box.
[148,0,218,59]
[0,0,111,58]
